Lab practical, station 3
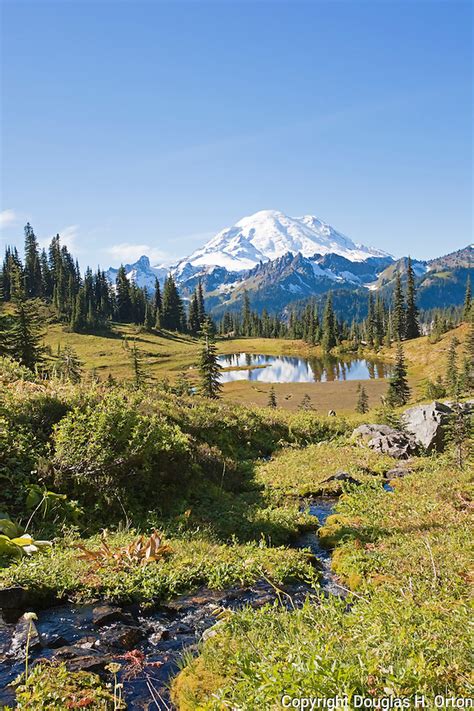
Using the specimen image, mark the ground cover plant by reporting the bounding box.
[171,455,473,707]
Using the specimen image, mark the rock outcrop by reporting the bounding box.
[352,424,417,459]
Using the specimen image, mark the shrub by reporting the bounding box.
[52,392,191,520]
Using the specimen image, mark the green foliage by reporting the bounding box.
[0,514,51,567]
[355,383,369,413]
[173,458,472,705]
[52,391,191,519]
[0,530,314,605]
[386,341,410,407]
[198,318,222,399]
[267,385,277,408]
[13,661,120,709]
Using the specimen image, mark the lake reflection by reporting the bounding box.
[217,353,391,383]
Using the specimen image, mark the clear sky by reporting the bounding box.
[1,0,472,269]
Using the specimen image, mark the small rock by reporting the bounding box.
[352,424,417,459]
[42,634,69,649]
[99,624,145,650]
[92,604,134,627]
[149,629,171,645]
[385,467,411,480]
[201,620,225,642]
[0,587,28,611]
[53,645,113,673]
[322,471,361,485]
[9,614,42,657]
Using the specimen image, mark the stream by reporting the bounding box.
[0,498,338,710]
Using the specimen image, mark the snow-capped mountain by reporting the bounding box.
[176,209,390,273]
[106,256,168,293]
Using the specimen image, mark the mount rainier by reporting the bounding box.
[105,210,471,316]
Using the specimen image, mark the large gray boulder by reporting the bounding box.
[401,401,453,453]
[352,424,418,459]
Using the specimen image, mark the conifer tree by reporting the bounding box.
[321,292,337,352]
[356,383,369,413]
[392,271,405,341]
[386,342,410,407]
[198,317,222,399]
[299,393,314,411]
[162,275,184,331]
[9,289,44,370]
[405,256,420,339]
[463,275,472,320]
[129,342,148,388]
[55,345,83,383]
[24,224,42,298]
[188,291,200,335]
[115,266,133,322]
[445,337,459,398]
[154,279,162,328]
[144,301,154,331]
[267,385,277,408]
[197,280,206,326]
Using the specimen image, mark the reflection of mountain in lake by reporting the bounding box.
[217,353,391,384]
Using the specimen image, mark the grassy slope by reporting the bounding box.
[171,453,473,707]
[43,323,391,412]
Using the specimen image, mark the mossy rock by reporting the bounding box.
[171,655,226,710]
[317,515,358,549]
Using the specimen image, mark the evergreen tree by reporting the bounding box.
[188,291,201,335]
[197,280,206,326]
[198,318,222,398]
[267,385,277,408]
[144,301,154,331]
[162,275,184,331]
[386,342,410,407]
[445,404,473,470]
[463,275,472,320]
[154,279,162,328]
[129,342,148,388]
[356,383,369,413]
[321,292,337,352]
[299,393,314,411]
[392,271,405,341]
[242,291,252,336]
[55,345,83,383]
[24,223,42,298]
[445,337,459,398]
[115,266,133,322]
[9,292,44,370]
[405,256,420,339]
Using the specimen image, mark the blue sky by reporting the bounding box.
[1,0,472,268]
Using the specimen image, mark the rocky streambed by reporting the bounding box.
[0,498,343,710]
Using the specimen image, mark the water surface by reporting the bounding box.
[218,353,390,384]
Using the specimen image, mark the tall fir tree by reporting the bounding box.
[321,292,337,352]
[463,275,471,320]
[188,291,200,335]
[386,342,410,407]
[445,337,459,398]
[23,223,42,298]
[9,268,44,370]
[161,274,184,331]
[197,280,206,326]
[115,266,133,322]
[153,279,162,328]
[198,317,222,399]
[392,271,406,341]
[405,256,420,339]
